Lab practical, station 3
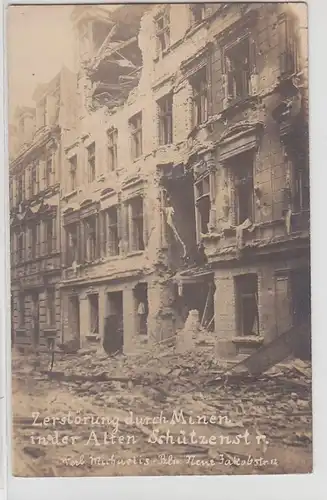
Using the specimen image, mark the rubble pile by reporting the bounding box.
[12,341,312,477]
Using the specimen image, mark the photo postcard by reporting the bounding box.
[7,2,312,478]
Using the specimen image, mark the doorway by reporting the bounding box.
[69,295,80,346]
[103,291,124,354]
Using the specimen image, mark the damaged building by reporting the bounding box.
[9,67,78,349]
[9,3,310,361]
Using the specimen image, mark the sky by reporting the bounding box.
[7,5,75,119]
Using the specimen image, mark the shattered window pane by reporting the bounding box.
[87,142,96,183]
[155,8,170,55]
[224,37,251,100]
[158,94,173,145]
[191,67,208,126]
[129,113,143,159]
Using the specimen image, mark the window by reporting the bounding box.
[30,223,40,259]
[158,94,173,145]
[190,67,208,126]
[127,196,145,252]
[69,155,77,191]
[224,36,253,101]
[18,293,25,327]
[195,175,211,236]
[30,162,39,196]
[155,8,170,55]
[278,13,297,76]
[45,217,56,255]
[102,207,119,257]
[89,294,99,334]
[46,289,56,326]
[107,129,118,171]
[84,215,98,261]
[66,223,79,266]
[293,163,310,213]
[17,173,24,203]
[235,274,259,336]
[232,153,254,225]
[129,113,143,159]
[45,155,53,188]
[87,142,96,183]
[17,230,25,262]
[191,4,205,24]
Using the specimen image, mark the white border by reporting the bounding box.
[2,0,327,499]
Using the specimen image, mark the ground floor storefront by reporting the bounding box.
[213,251,311,359]
[60,274,184,354]
[11,273,61,349]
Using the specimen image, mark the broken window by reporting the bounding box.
[84,215,98,262]
[195,175,211,235]
[235,274,259,336]
[69,155,77,191]
[89,294,99,334]
[278,13,298,76]
[232,153,254,225]
[129,113,143,160]
[223,36,253,101]
[103,206,119,257]
[190,4,206,24]
[45,155,53,188]
[190,67,208,126]
[46,288,56,326]
[155,8,170,56]
[127,196,145,252]
[107,128,118,172]
[66,223,79,266]
[158,94,173,145]
[87,142,96,183]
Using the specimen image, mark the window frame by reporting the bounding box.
[158,93,173,146]
[222,34,255,103]
[87,142,96,184]
[155,7,171,56]
[107,128,118,172]
[190,66,209,127]
[195,174,211,237]
[129,113,143,160]
[46,288,56,327]
[68,154,77,191]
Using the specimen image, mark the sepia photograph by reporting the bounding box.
[7,2,311,478]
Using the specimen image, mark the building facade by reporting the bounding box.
[10,3,310,359]
[9,67,77,349]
